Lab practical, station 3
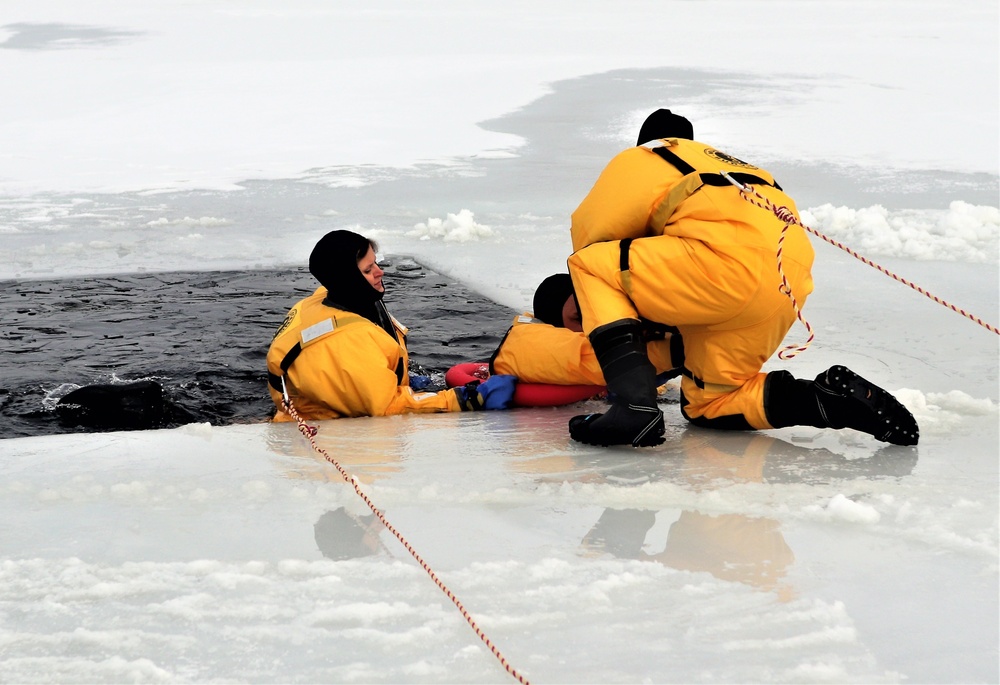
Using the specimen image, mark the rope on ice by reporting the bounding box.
[279,383,531,685]
[721,171,1000,337]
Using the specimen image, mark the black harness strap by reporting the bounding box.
[637,317,691,384]
[619,238,633,272]
[670,328,685,369]
[488,325,515,375]
[652,145,696,175]
[701,172,783,191]
[267,373,283,393]
[268,342,303,393]
[651,145,782,191]
[269,326,405,392]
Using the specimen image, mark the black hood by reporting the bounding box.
[309,230,395,339]
[636,109,694,145]
[309,229,384,315]
[533,273,576,328]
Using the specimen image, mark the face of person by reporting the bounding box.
[562,295,583,332]
[357,246,384,293]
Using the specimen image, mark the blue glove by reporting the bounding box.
[410,374,433,391]
[455,374,518,411]
[477,374,517,410]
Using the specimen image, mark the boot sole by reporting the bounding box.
[816,365,919,446]
[569,410,665,448]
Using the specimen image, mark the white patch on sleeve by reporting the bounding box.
[300,318,334,344]
[403,387,439,402]
[517,315,535,324]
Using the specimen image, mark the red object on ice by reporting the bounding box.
[445,362,605,408]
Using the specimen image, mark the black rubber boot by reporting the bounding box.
[814,365,919,446]
[765,366,919,446]
[569,320,664,447]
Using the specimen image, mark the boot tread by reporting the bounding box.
[815,365,919,446]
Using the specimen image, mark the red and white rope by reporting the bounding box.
[721,172,1000,337]
[281,391,530,684]
[774,220,816,359]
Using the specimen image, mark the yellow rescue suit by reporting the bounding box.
[267,288,462,421]
[490,314,682,385]
[568,138,815,429]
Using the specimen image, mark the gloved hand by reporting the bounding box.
[409,374,434,391]
[477,374,517,409]
[455,374,518,411]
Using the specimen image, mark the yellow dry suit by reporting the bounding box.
[490,313,683,385]
[567,138,815,429]
[267,288,462,421]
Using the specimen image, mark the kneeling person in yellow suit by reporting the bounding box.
[566,109,919,448]
[268,230,516,421]
[490,273,684,387]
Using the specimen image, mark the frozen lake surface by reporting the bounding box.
[0,2,997,682]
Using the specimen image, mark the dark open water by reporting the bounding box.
[0,257,514,439]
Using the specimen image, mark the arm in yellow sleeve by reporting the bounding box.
[281,321,461,419]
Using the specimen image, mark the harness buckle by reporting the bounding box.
[719,170,751,192]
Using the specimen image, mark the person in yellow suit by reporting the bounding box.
[566,109,919,448]
[267,229,516,421]
[489,273,684,387]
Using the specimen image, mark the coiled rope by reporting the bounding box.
[721,171,1000,338]
[280,386,531,685]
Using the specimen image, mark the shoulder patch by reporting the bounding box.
[301,318,335,345]
[272,307,297,341]
[703,147,758,170]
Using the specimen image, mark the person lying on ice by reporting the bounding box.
[565,109,919,448]
[489,272,684,387]
[267,229,516,421]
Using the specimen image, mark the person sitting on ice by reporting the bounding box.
[267,229,516,421]
[564,108,919,447]
[489,273,683,387]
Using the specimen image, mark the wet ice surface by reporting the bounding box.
[2,394,996,683]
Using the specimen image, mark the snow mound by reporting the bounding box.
[407,210,492,242]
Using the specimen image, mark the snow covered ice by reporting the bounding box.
[0,1,997,683]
